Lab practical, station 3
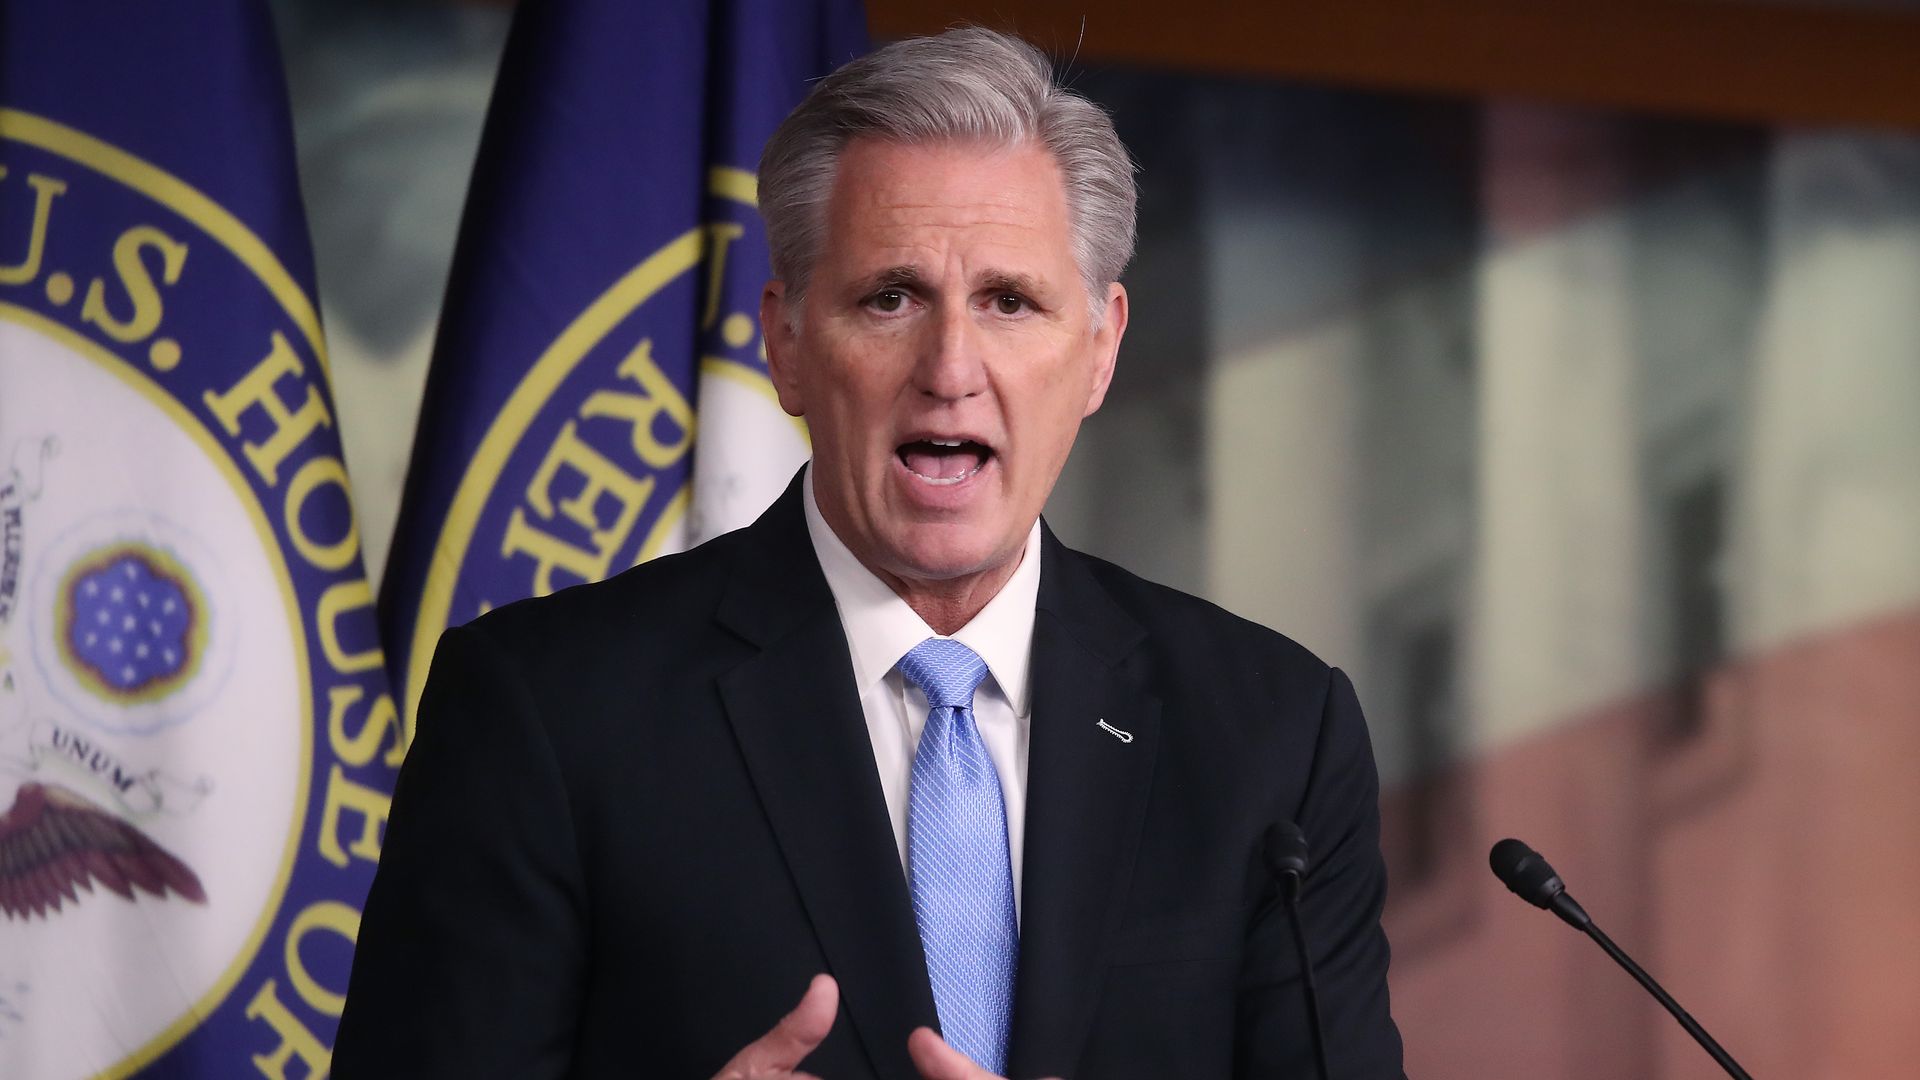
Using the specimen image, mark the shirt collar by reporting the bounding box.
[803,466,1039,717]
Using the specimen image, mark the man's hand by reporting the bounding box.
[712,974,839,1079]
[905,1027,1063,1080]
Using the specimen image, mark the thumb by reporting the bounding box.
[721,974,838,1076]
[906,1027,995,1079]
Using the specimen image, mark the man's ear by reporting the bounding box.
[761,282,806,418]
[1083,282,1128,417]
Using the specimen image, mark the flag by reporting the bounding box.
[377,0,868,725]
[0,1,399,1076]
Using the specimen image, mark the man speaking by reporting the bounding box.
[334,27,1405,1080]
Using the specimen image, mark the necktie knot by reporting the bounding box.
[898,637,989,710]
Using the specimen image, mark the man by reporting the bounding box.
[334,27,1404,1080]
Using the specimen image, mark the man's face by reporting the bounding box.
[764,138,1127,591]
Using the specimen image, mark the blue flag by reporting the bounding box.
[1,2,400,1076]
[378,0,868,724]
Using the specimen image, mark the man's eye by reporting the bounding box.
[871,289,905,313]
[994,294,1025,315]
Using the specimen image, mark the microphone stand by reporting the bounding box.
[1266,823,1330,1080]
[1280,873,1331,1080]
[1581,921,1751,1080]
[1492,840,1754,1080]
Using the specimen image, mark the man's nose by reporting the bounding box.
[914,301,988,401]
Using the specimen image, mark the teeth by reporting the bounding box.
[930,439,963,447]
[911,467,977,485]
[905,460,985,485]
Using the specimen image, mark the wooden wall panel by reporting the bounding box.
[869,1,1920,130]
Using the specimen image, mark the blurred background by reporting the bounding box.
[272,0,1920,1075]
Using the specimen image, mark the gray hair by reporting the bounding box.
[759,27,1138,322]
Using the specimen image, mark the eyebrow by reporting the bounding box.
[979,270,1045,298]
[848,265,1048,298]
[851,265,928,296]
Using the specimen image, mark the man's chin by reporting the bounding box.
[879,529,1027,588]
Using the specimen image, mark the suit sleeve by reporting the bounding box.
[332,623,587,1078]
[1236,666,1406,1079]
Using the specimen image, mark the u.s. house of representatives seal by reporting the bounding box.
[1,109,397,1078]
[401,165,808,725]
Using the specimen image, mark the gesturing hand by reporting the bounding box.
[711,974,839,1080]
[905,1027,1063,1080]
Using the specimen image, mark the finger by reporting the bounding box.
[906,1026,994,1079]
[720,974,839,1076]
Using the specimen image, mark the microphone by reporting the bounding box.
[1488,839,1753,1080]
[1262,822,1329,1080]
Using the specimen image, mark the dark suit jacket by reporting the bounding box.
[334,478,1404,1078]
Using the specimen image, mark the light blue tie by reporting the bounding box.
[900,637,1018,1074]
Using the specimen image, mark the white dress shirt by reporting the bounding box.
[802,468,1039,924]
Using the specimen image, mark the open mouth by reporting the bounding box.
[897,438,993,485]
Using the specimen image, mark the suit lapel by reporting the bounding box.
[1006,529,1162,1080]
[716,479,937,1079]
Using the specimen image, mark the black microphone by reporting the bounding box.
[1263,822,1329,1080]
[1489,839,1753,1080]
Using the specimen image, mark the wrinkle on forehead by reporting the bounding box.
[833,139,1061,226]
[821,139,1076,296]
[848,199,1051,249]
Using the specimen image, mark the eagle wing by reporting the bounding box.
[0,781,207,921]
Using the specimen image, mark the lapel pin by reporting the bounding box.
[1096,719,1134,744]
